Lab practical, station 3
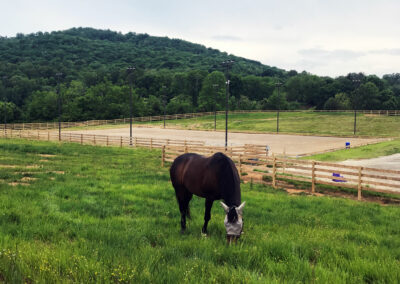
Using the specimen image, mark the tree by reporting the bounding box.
[197,71,225,112]
[351,82,380,109]
[323,93,351,110]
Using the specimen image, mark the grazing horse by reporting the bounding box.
[170,152,245,243]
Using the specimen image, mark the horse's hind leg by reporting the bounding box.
[175,187,192,233]
[202,199,214,235]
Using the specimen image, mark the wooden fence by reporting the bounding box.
[1,109,399,131]
[161,145,400,200]
[0,130,205,149]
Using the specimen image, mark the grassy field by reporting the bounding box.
[304,139,400,162]
[129,112,400,138]
[0,139,400,283]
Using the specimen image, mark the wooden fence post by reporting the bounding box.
[150,138,153,150]
[134,137,137,147]
[37,130,40,140]
[120,136,123,147]
[47,131,50,141]
[93,135,96,145]
[358,167,363,201]
[80,134,83,145]
[239,154,242,177]
[272,155,277,188]
[161,145,165,167]
[184,146,188,154]
[106,136,109,146]
[311,161,316,193]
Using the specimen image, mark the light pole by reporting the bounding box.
[2,76,7,136]
[162,85,167,128]
[222,60,234,149]
[352,79,361,135]
[126,66,135,145]
[56,72,63,141]
[275,81,282,133]
[212,84,219,131]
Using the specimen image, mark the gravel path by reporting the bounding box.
[64,126,384,156]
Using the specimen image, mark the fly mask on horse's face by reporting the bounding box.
[220,202,245,243]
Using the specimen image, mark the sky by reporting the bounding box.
[1,0,400,78]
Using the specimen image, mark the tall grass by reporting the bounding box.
[0,139,399,283]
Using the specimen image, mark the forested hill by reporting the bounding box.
[0,27,283,78]
[0,27,399,123]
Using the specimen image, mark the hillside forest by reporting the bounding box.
[0,27,400,123]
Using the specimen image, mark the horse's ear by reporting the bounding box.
[220,202,229,213]
[236,202,246,215]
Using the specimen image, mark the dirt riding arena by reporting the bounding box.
[64,126,385,156]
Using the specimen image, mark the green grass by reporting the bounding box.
[304,139,400,162]
[136,112,400,137]
[0,139,400,283]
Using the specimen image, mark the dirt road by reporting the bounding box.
[64,126,385,156]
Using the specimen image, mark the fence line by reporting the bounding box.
[161,145,400,200]
[1,109,399,131]
[0,130,205,149]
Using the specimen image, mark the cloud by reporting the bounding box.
[369,48,400,56]
[298,48,365,61]
[211,35,242,41]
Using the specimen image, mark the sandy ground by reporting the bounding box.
[64,126,385,156]
[340,153,400,171]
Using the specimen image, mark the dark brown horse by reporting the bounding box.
[170,152,245,242]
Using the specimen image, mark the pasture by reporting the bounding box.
[137,111,400,138]
[0,139,400,283]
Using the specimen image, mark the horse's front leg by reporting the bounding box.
[202,199,214,236]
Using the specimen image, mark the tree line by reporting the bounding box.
[0,28,399,122]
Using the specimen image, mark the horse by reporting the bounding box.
[169,152,245,243]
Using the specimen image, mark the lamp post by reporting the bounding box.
[222,60,234,148]
[2,76,7,136]
[212,84,219,131]
[352,79,361,135]
[275,81,283,133]
[126,66,135,145]
[55,72,63,141]
[162,85,167,129]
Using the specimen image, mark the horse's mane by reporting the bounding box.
[211,152,241,207]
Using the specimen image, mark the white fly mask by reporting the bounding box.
[220,202,245,241]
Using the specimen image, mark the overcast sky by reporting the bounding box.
[1,0,399,77]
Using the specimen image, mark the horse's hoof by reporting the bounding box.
[201,232,208,237]
[180,229,186,235]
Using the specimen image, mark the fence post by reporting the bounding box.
[184,146,188,154]
[37,130,40,140]
[150,138,153,150]
[120,136,123,147]
[161,145,165,167]
[106,136,109,146]
[272,155,277,188]
[135,137,137,147]
[81,134,83,145]
[358,167,363,201]
[311,161,316,193]
[47,131,50,141]
[93,135,96,145]
[239,154,242,177]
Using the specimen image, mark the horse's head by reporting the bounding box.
[220,201,245,244]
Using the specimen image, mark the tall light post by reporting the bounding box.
[56,72,63,141]
[352,79,361,135]
[222,60,234,149]
[212,84,219,131]
[162,85,167,129]
[2,76,7,136]
[126,66,135,145]
[275,81,282,133]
